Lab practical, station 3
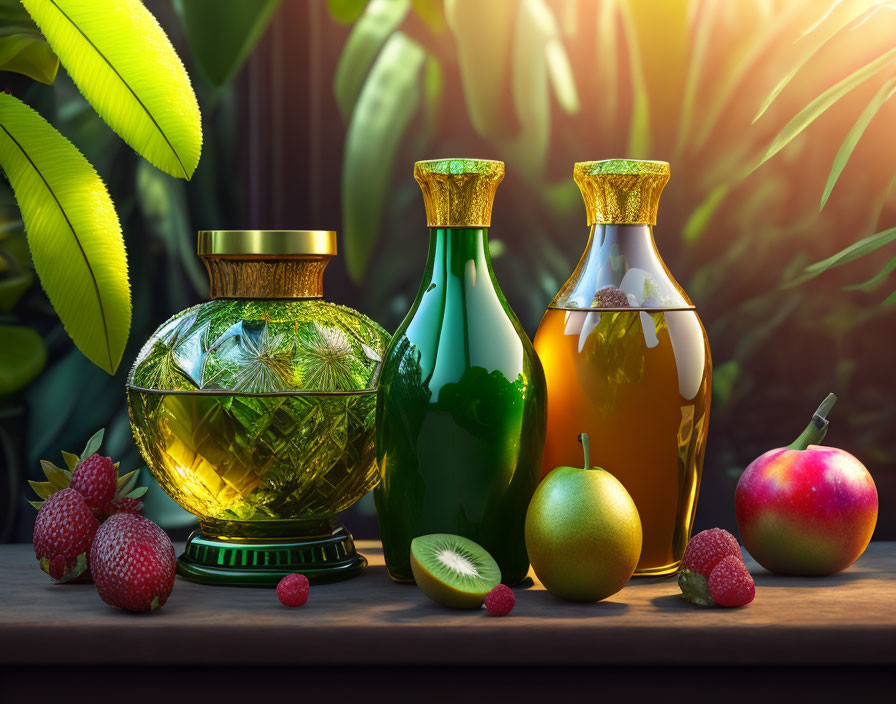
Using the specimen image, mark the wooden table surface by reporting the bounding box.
[1,541,894,666]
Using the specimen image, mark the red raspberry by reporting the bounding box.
[277,573,310,607]
[683,528,741,576]
[70,454,118,517]
[484,584,515,616]
[708,555,755,607]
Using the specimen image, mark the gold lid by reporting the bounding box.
[414,158,504,227]
[574,159,670,226]
[197,230,337,257]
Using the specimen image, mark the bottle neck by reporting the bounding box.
[552,223,691,310]
[422,227,495,285]
[202,255,329,299]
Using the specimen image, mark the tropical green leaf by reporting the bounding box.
[0,30,59,84]
[136,160,207,295]
[175,0,280,87]
[753,1,889,123]
[342,31,425,283]
[60,450,80,470]
[821,77,896,210]
[595,0,619,122]
[327,0,369,25]
[411,0,445,33]
[21,0,202,179]
[788,226,896,286]
[844,254,896,292]
[0,324,46,395]
[0,93,130,374]
[682,183,730,244]
[617,0,650,157]
[530,0,579,115]
[80,427,104,459]
[503,0,551,178]
[446,0,515,139]
[334,0,410,122]
[755,45,896,171]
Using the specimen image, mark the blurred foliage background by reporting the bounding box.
[2,0,895,543]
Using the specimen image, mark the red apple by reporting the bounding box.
[735,394,878,576]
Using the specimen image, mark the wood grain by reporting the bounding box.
[1,541,893,666]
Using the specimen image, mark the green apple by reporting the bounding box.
[525,433,642,602]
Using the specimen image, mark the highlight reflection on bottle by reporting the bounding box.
[534,160,712,577]
[375,158,547,585]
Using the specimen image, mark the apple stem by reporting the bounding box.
[787,393,837,450]
[578,433,592,470]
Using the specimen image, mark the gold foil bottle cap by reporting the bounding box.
[574,159,670,226]
[196,230,338,299]
[414,158,504,227]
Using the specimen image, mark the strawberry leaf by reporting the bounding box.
[60,450,80,471]
[80,428,104,460]
[678,568,715,606]
[28,480,54,499]
[40,461,71,491]
[126,486,148,499]
[116,469,139,494]
[28,500,44,510]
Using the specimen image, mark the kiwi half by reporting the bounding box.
[410,534,501,609]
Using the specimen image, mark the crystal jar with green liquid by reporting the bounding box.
[127,230,390,585]
[375,159,547,585]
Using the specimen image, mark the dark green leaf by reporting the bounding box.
[0,31,59,84]
[342,32,425,283]
[175,0,281,87]
[0,325,46,396]
[0,271,33,312]
[333,0,410,122]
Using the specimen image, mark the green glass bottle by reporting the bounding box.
[375,159,547,585]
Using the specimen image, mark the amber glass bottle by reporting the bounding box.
[534,160,711,577]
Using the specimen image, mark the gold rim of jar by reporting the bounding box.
[197,230,337,257]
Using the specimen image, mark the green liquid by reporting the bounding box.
[374,228,546,584]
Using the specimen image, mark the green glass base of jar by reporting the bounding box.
[176,524,367,586]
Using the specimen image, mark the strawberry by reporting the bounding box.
[108,496,144,515]
[682,528,741,576]
[33,488,100,583]
[708,556,755,607]
[90,514,176,612]
[70,454,118,517]
[29,428,148,518]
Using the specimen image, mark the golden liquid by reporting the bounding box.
[534,308,711,576]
